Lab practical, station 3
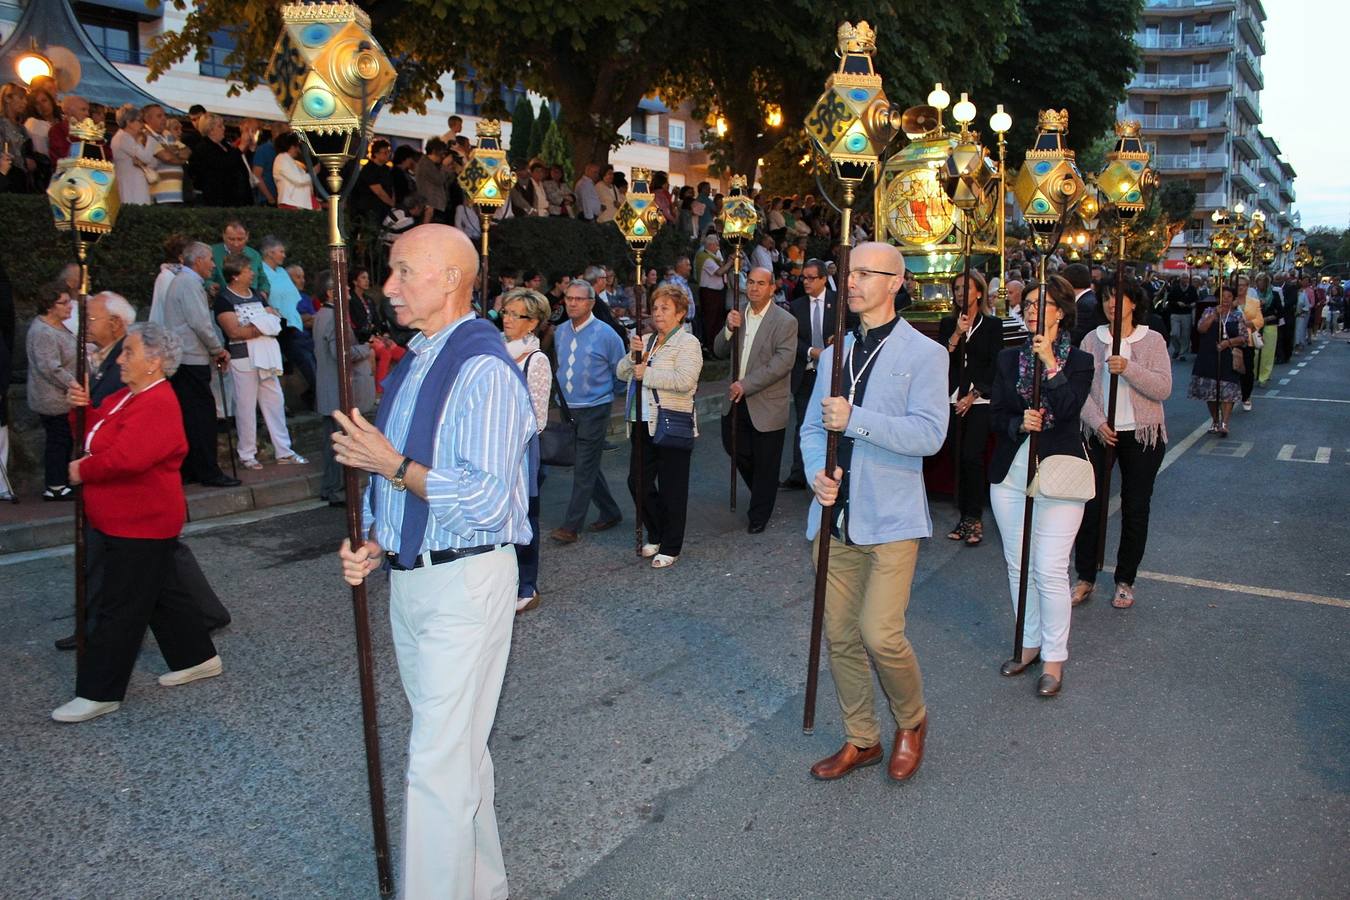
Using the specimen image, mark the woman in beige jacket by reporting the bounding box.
[617,284,703,568]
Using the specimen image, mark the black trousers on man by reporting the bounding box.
[1073,431,1165,588]
[1276,319,1294,364]
[721,402,786,529]
[77,530,218,702]
[171,364,226,482]
[787,370,816,484]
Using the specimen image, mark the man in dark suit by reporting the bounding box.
[1063,263,1101,346]
[1277,271,1299,364]
[783,259,856,488]
[55,292,231,650]
[714,267,799,532]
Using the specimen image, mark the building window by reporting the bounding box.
[629,110,646,139]
[199,30,239,79]
[454,81,480,116]
[76,6,139,65]
[668,120,686,150]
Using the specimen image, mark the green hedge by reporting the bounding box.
[0,194,702,314]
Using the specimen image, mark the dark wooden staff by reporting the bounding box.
[632,247,647,558]
[728,242,743,512]
[1094,228,1129,570]
[1013,206,1077,663]
[950,226,974,508]
[803,182,857,735]
[313,151,395,896]
[64,191,89,665]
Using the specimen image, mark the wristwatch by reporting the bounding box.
[389,456,413,492]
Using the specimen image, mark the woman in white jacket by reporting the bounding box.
[272,133,314,210]
[616,284,704,568]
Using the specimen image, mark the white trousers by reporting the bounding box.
[0,425,13,496]
[228,358,293,462]
[389,545,517,900]
[989,442,1084,662]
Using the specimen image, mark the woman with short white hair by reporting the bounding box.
[110,104,158,205]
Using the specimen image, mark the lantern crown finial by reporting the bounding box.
[1037,109,1070,133]
[1114,119,1142,139]
[68,118,106,143]
[837,20,877,55]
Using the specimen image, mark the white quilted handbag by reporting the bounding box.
[1027,449,1096,502]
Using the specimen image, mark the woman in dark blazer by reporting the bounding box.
[186,114,252,207]
[53,323,221,723]
[988,275,1093,698]
[937,269,1002,546]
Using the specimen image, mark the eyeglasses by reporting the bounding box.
[564,295,592,302]
[502,311,537,321]
[850,269,899,280]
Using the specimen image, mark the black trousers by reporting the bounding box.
[171,364,225,482]
[39,413,73,488]
[1239,346,1255,401]
[948,403,991,519]
[1074,430,1165,587]
[172,540,231,630]
[77,529,218,702]
[321,415,344,501]
[1276,320,1294,364]
[788,370,817,482]
[720,403,786,528]
[627,424,693,555]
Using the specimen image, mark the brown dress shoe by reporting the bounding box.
[549,527,579,544]
[810,742,882,781]
[588,516,622,532]
[888,715,928,781]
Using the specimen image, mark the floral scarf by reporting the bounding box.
[1015,330,1072,430]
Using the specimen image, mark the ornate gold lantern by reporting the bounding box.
[1012,109,1085,237]
[616,166,666,294]
[720,174,759,244]
[47,118,119,252]
[1098,120,1155,221]
[458,119,514,208]
[804,21,897,187]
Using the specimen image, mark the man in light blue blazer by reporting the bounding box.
[799,242,949,784]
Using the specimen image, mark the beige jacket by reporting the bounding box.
[617,329,704,436]
[712,301,798,432]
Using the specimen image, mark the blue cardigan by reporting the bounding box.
[800,317,949,544]
[988,345,1094,486]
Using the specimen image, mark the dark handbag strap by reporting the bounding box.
[546,360,575,425]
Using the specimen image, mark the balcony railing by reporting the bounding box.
[1154,153,1227,170]
[630,134,666,147]
[1193,191,1229,208]
[1136,30,1234,50]
[1145,0,1236,9]
[1137,114,1227,131]
[1234,86,1262,122]
[1131,71,1232,90]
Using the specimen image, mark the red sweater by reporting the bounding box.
[79,381,188,539]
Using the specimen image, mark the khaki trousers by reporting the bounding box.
[814,535,926,747]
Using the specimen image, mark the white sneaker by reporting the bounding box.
[1242,401,1253,411]
[640,543,660,558]
[52,697,121,723]
[276,454,309,465]
[159,655,223,687]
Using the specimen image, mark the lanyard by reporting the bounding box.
[845,335,890,405]
[84,380,165,454]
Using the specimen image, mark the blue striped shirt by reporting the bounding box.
[362,313,535,552]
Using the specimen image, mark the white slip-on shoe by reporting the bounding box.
[158,655,223,687]
[52,697,121,723]
[651,554,678,569]
[640,543,660,558]
[276,454,309,465]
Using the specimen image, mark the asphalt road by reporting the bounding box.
[2,333,1347,899]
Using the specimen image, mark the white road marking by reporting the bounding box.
[1266,389,1280,396]
[1288,369,1301,376]
[0,499,328,567]
[1279,378,1291,385]
[1277,444,1331,464]
[1126,570,1350,611]
[1260,395,1350,404]
[1199,440,1252,458]
[1106,418,1211,516]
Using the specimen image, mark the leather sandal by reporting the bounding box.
[1071,581,1094,607]
[947,518,971,541]
[964,520,983,546]
[1112,583,1135,609]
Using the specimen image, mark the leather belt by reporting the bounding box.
[386,544,499,571]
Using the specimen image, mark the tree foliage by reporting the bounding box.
[539,118,574,183]
[528,103,552,162]
[507,97,534,169]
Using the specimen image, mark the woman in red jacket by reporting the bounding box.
[52,323,222,723]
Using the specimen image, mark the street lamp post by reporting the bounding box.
[266,5,397,893]
[990,104,1013,314]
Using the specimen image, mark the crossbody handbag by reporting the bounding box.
[1027,440,1095,502]
[537,356,578,467]
[641,334,696,450]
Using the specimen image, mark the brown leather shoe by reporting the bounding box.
[588,516,622,532]
[888,715,928,781]
[549,527,579,544]
[809,742,882,781]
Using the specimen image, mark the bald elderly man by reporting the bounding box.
[713,265,798,532]
[799,242,948,784]
[48,95,96,161]
[334,225,537,899]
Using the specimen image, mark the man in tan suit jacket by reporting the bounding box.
[714,266,798,532]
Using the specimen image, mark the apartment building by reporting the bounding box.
[1120,0,1298,267]
[0,1,711,186]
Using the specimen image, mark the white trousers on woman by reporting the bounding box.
[228,357,293,462]
[989,441,1085,662]
[389,545,517,900]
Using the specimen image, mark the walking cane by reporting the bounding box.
[1013,207,1077,663]
[802,183,858,735]
[216,364,237,480]
[1094,229,1128,570]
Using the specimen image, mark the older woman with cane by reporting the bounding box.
[53,323,221,722]
[988,276,1093,697]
